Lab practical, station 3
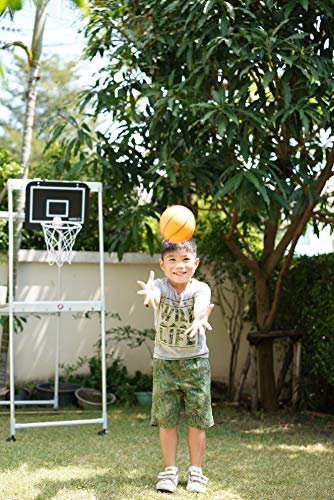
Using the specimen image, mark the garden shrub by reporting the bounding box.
[274,253,334,412]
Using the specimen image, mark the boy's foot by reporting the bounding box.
[156,467,179,493]
[186,470,208,493]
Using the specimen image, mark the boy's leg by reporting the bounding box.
[160,426,178,466]
[187,428,208,493]
[182,358,213,493]
[156,427,179,492]
[188,426,206,466]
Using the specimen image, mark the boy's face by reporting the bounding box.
[160,248,199,288]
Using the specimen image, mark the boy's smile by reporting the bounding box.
[160,248,199,293]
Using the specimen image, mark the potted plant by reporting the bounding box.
[75,387,116,409]
[35,382,82,407]
[60,315,155,407]
[130,370,153,406]
[106,324,155,406]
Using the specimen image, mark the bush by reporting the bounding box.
[274,253,334,412]
[61,354,137,406]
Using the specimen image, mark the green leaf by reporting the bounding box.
[211,87,225,105]
[246,172,270,205]
[300,0,308,11]
[281,80,291,106]
[213,173,243,202]
[299,109,309,134]
[7,0,22,10]
[263,70,275,88]
[224,1,235,20]
[270,190,291,211]
[218,117,227,137]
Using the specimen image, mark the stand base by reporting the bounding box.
[98,429,107,436]
[6,435,16,442]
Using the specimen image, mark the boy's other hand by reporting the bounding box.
[183,303,215,338]
[137,270,159,309]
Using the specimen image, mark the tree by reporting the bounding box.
[0,0,87,15]
[0,146,21,386]
[0,0,88,389]
[1,0,88,232]
[50,0,334,409]
[0,53,83,163]
[196,214,253,401]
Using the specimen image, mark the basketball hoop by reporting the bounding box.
[41,218,82,267]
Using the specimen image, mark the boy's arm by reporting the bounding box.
[137,270,160,309]
[183,303,215,338]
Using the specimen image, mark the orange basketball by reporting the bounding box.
[159,205,196,242]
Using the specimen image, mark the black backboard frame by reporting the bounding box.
[25,180,90,231]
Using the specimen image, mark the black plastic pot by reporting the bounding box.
[15,387,32,401]
[35,383,81,407]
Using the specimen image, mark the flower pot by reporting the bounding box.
[15,387,32,401]
[134,391,152,406]
[75,387,116,409]
[0,387,9,400]
[35,383,81,407]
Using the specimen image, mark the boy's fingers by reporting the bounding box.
[207,304,214,315]
[148,270,155,282]
[137,280,146,289]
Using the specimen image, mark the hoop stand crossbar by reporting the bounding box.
[1,179,107,441]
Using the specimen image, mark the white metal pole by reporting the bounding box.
[98,188,107,431]
[7,182,16,439]
[53,265,62,409]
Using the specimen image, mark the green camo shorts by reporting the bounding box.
[151,357,214,429]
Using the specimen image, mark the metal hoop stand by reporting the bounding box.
[0,179,107,441]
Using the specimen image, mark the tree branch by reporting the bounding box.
[265,146,334,327]
[266,145,334,275]
[1,41,33,66]
[221,206,259,273]
[262,211,279,262]
[0,185,7,205]
[312,211,334,224]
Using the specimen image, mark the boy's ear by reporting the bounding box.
[195,257,200,267]
[159,259,164,270]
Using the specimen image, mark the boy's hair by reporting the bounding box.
[161,238,197,259]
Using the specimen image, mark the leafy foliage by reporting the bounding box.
[0,54,83,164]
[61,317,155,405]
[54,0,334,299]
[46,0,334,407]
[274,253,334,411]
[0,0,88,16]
[0,146,22,253]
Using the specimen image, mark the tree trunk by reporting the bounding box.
[0,1,48,388]
[234,347,251,402]
[0,319,9,387]
[257,339,277,410]
[228,342,238,400]
[255,273,278,410]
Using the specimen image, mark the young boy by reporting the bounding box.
[137,238,214,493]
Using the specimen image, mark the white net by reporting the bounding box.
[41,219,82,267]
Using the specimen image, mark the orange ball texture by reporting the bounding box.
[159,205,196,242]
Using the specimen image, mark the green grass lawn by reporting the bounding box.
[0,404,333,499]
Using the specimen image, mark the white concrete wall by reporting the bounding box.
[0,251,250,385]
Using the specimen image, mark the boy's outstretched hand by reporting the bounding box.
[183,303,215,338]
[137,270,159,309]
